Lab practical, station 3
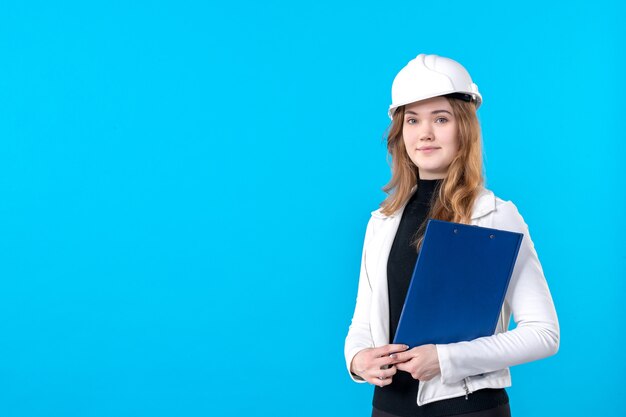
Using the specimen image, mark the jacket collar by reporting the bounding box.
[370,185,496,220]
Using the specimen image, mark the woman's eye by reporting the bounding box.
[406,118,417,125]
[435,117,448,123]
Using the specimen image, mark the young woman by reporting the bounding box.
[344,54,560,417]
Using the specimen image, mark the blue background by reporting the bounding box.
[1,1,624,416]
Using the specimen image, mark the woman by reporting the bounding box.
[344,54,560,417]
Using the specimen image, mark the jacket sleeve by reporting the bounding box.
[344,215,376,383]
[435,200,560,384]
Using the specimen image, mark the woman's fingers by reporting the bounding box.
[362,344,409,386]
[365,365,397,386]
[352,344,410,387]
[375,344,410,357]
[374,345,411,367]
[394,345,441,381]
[376,365,397,379]
[369,344,409,366]
[388,347,416,363]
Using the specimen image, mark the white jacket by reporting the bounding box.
[344,186,560,406]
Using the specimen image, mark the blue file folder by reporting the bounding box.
[392,219,523,348]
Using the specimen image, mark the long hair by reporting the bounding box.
[379,96,485,251]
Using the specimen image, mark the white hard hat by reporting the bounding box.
[388,54,482,119]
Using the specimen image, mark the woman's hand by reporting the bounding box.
[350,344,410,387]
[393,344,441,381]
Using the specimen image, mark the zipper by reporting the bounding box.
[462,377,471,400]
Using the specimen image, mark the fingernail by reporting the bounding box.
[404,345,410,349]
[390,354,396,359]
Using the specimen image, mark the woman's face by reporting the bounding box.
[402,96,459,180]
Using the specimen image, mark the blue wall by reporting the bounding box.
[0,1,624,416]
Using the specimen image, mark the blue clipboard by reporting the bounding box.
[392,219,523,348]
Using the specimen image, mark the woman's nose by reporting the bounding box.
[418,125,434,141]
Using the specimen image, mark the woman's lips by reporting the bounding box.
[418,147,440,153]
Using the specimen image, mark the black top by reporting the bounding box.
[372,178,509,417]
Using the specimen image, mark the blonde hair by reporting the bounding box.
[379,96,485,251]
